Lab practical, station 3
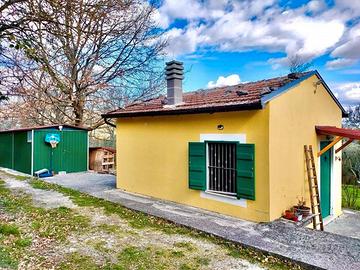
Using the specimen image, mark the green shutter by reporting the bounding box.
[188,142,206,190]
[236,143,255,200]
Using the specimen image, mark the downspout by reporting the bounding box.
[104,117,116,128]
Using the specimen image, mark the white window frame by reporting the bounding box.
[199,134,247,207]
[206,142,237,197]
[318,140,335,219]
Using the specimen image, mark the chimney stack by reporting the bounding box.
[165,60,184,105]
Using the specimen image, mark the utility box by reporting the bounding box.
[0,124,89,175]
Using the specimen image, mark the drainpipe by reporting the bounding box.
[104,117,116,128]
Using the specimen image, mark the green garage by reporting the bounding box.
[0,125,89,175]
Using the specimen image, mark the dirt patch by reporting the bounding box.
[1,173,76,209]
[70,207,265,270]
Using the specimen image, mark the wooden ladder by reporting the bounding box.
[304,145,324,231]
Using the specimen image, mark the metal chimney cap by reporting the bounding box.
[166,60,183,66]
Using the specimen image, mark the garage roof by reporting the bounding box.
[0,124,90,133]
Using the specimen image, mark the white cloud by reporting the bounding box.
[332,82,360,105]
[207,74,241,88]
[307,0,327,13]
[326,58,358,70]
[335,0,360,17]
[156,0,360,69]
[164,26,205,56]
[325,23,360,69]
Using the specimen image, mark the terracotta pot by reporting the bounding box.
[294,206,311,217]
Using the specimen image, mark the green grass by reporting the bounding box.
[173,241,196,251]
[27,178,303,270]
[29,178,192,233]
[0,175,304,270]
[117,246,166,270]
[0,180,90,241]
[0,246,18,269]
[58,252,99,270]
[13,175,30,181]
[0,176,304,270]
[0,223,20,236]
[14,237,32,248]
[342,185,360,210]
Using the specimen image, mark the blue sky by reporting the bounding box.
[154,0,360,107]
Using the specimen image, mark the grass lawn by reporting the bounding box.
[342,185,360,210]
[0,172,303,270]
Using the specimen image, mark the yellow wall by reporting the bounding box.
[267,74,343,220]
[116,110,271,222]
[115,74,343,223]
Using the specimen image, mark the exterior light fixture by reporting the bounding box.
[217,124,224,130]
[313,79,323,94]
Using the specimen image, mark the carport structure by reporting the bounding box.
[308,125,360,228]
[316,126,360,156]
[304,126,360,231]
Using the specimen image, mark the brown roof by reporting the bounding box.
[103,72,313,118]
[0,124,90,133]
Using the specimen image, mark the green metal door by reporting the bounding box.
[33,129,88,173]
[0,133,13,169]
[13,132,32,174]
[320,141,331,218]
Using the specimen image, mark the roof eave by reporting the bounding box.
[0,124,91,134]
[261,70,348,118]
[102,102,263,118]
[313,71,348,118]
[316,125,360,141]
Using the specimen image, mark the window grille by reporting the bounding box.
[208,142,236,196]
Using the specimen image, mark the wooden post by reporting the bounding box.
[317,136,342,157]
[335,139,353,154]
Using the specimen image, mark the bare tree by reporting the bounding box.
[0,0,30,101]
[344,105,360,128]
[0,0,28,40]
[1,0,166,129]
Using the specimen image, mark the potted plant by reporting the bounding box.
[293,197,311,217]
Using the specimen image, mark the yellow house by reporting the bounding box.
[103,61,352,224]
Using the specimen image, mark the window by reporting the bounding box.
[189,141,255,200]
[207,142,237,197]
[27,131,32,143]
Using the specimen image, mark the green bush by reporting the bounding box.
[342,143,360,209]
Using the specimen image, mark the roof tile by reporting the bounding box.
[104,72,311,117]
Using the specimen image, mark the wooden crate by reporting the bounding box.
[89,147,116,173]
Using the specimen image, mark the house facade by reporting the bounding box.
[103,61,348,223]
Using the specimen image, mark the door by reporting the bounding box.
[320,141,331,218]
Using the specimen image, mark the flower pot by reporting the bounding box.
[293,206,311,217]
[283,210,295,220]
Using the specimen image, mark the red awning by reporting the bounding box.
[316,126,360,141]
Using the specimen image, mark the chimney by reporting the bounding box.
[165,60,184,105]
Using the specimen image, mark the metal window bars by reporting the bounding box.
[208,142,236,196]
